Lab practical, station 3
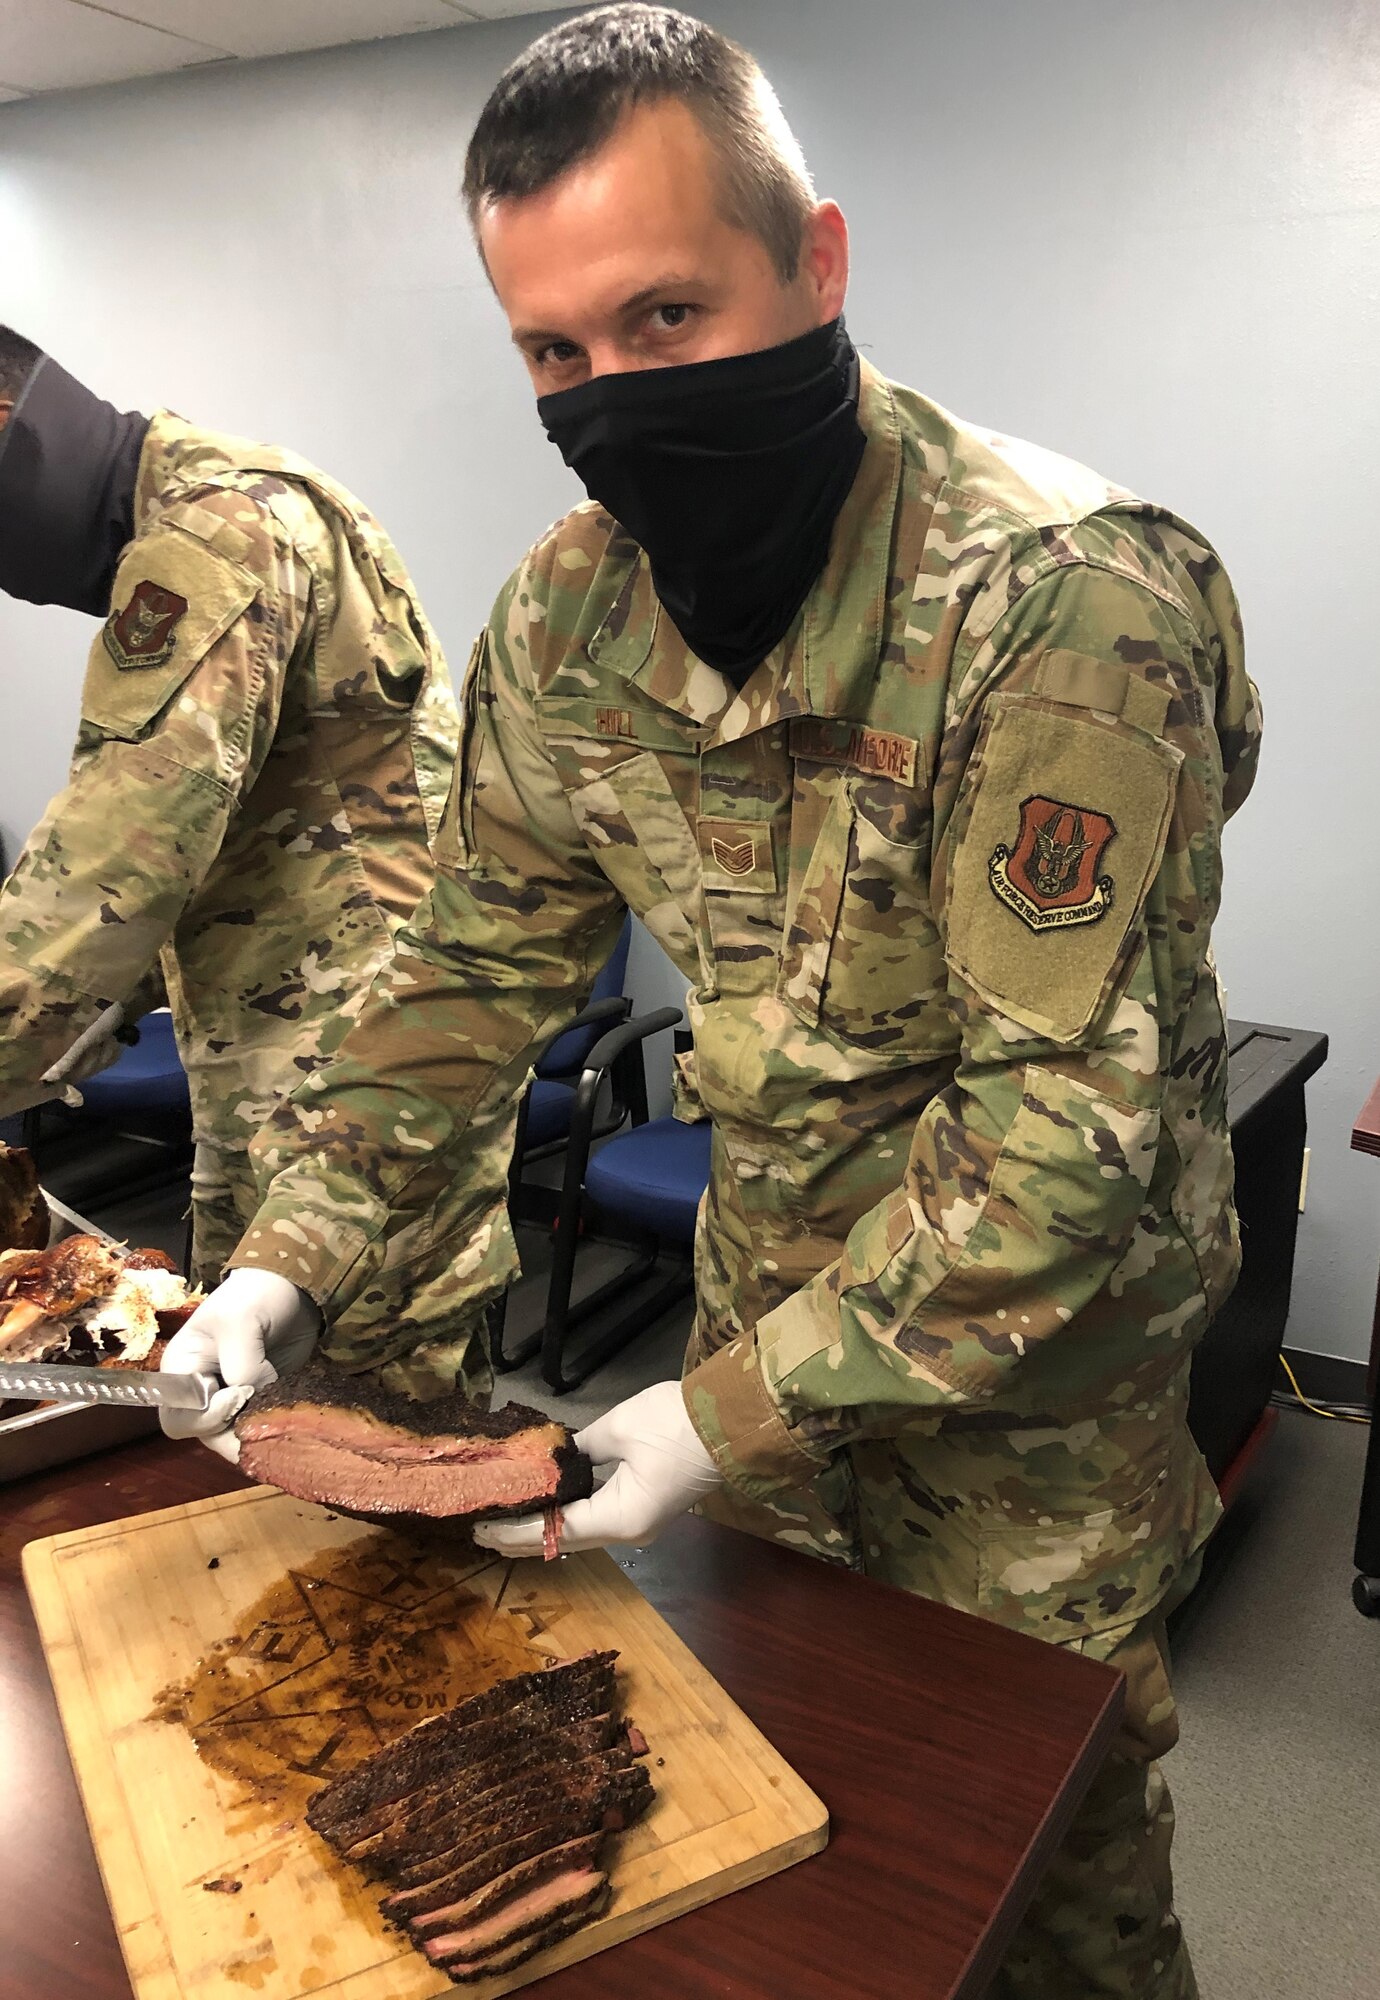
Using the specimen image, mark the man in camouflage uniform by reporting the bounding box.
[0,330,460,1361]
[173,10,1261,1993]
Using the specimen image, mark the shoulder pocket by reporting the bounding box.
[82,526,258,741]
[945,695,1180,1041]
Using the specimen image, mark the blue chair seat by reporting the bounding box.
[77,1010,191,1118]
[585,1117,711,1247]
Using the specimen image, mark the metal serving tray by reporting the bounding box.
[0,1191,160,1484]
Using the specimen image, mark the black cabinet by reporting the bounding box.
[1187,1019,1328,1486]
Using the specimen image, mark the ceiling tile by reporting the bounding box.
[458,3,580,14]
[100,2,473,61]
[0,0,226,91]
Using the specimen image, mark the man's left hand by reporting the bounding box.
[473,1380,724,1556]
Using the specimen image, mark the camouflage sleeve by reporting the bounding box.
[228,557,625,1371]
[0,499,299,1097]
[685,559,1244,1499]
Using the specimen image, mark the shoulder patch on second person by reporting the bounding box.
[103,579,189,671]
[81,524,258,742]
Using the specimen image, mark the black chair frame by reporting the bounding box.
[491,1003,687,1393]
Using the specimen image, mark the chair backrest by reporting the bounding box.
[77,1008,191,1117]
[537,914,632,1078]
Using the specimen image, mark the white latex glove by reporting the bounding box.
[473,1380,723,1558]
[160,1269,321,1463]
[43,1001,129,1088]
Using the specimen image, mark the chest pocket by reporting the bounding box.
[780,760,951,1061]
[538,696,709,990]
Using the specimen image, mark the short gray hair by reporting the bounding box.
[463,5,816,283]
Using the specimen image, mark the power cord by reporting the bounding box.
[1272,1353,1370,1425]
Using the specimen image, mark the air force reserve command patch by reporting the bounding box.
[103,579,189,670]
[989,795,1116,932]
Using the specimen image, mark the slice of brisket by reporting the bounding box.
[433,1887,613,1985]
[307,1651,617,1837]
[406,1833,606,1940]
[419,1865,608,1968]
[234,1363,593,1523]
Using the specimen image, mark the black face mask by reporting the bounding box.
[0,353,150,616]
[538,316,866,685]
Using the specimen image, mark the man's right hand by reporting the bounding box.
[159,1269,321,1461]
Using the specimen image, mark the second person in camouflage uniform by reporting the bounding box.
[0,331,459,1371]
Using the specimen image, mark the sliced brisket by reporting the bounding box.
[356,1744,643,1879]
[310,1649,653,1984]
[321,1683,620,1850]
[340,1715,620,1865]
[234,1363,593,1523]
[307,1651,617,1837]
[386,1758,652,1892]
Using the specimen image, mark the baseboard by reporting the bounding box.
[1281,1345,1370,1407]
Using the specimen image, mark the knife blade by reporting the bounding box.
[0,1360,223,1411]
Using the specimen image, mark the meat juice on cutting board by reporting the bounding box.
[149,1532,552,1830]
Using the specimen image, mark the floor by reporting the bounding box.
[37,1158,1380,1998]
[1169,1408,1380,1999]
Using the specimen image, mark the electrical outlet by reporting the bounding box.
[1299,1147,1311,1214]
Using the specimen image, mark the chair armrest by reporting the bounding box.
[533,995,630,1074]
[580,1006,685,1078]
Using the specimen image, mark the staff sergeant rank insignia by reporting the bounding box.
[103,579,189,671]
[989,794,1116,932]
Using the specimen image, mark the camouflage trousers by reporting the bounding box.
[989,1610,1198,2000]
[190,1141,494,1404]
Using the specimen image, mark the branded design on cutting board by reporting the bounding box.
[151,1532,546,1822]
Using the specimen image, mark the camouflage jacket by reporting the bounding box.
[0,413,458,1166]
[238,363,1261,1639]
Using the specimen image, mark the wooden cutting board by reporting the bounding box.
[23,1486,828,1999]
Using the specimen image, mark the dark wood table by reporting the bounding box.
[0,1436,1123,2000]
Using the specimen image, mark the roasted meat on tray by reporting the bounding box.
[0,1144,48,1252]
[233,1363,593,1529]
[0,1236,203,1368]
[307,1650,653,1983]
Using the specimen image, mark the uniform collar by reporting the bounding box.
[586,360,902,736]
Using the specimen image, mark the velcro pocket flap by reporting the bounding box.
[945,696,1180,1041]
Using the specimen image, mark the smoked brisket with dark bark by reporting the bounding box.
[375,1748,648,1886]
[307,1649,653,1985]
[234,1363,593,1525]
[339,1716,621,1864]
[307,1650,617,1835]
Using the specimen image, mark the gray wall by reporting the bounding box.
[1,0,1375,1359]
